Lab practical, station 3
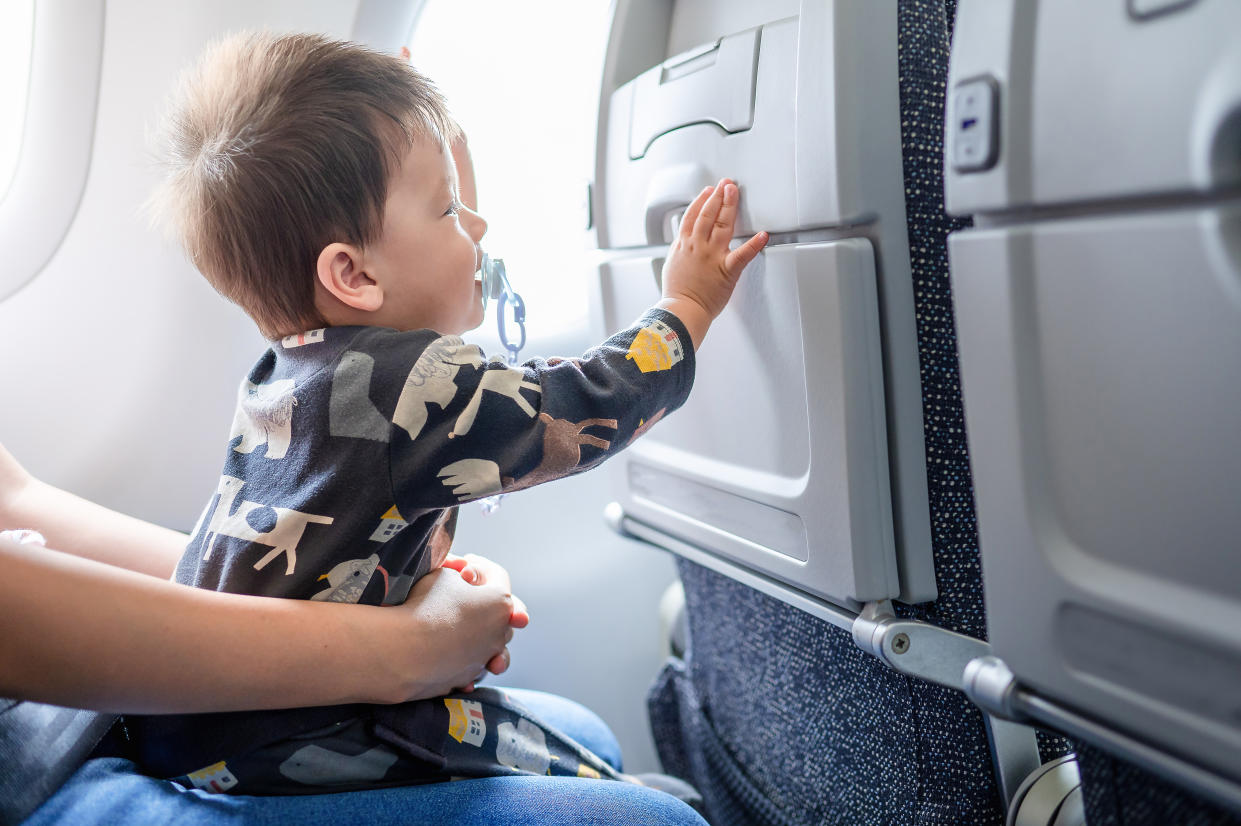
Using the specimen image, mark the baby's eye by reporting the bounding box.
[444,200,461,217]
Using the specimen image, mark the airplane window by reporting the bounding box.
[409,0,611,336]
[0,0,35,202]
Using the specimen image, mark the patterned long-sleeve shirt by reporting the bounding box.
[174,308,694,608]
[132,310,696,788]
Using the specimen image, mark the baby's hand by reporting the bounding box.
[441,553,530,628]
[657,180,768,349]
[439,552,530,692]
[440,552,478,584]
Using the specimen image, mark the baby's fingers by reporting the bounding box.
[678,186,714,240]
[692,179,729,241]
[509,594,530,629]
[709,182,740,245]
[724,231,770,277]
[440,554,476,583]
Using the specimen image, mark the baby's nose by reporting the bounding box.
[463,206,488,241]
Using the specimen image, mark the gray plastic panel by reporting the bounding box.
[626,27,760,161]
[951,204,1241,785]
[601,239,903,608]
[945,0,1241,216]
[665,0,799,57]
[597,2,911,248]
[592,0,935,607]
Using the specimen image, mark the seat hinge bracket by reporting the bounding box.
[852,602,1043,813]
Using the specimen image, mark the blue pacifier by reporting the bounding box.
[478,252,526,366]
[478,252,508,312]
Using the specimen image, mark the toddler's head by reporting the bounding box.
[154,31,487,339]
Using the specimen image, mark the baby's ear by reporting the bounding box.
[316,242,382,312]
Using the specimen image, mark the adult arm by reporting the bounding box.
[0,536,516,713]
[0,443,521,710]
[450,133,478,211]
[0,443,184,579]
[398,45,475,209]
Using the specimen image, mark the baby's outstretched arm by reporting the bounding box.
[657,180,769,349]
[381,179,766,511]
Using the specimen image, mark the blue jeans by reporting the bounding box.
[25,690,706,826]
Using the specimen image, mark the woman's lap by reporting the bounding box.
[502,687,624,772]
[25,690,706,826]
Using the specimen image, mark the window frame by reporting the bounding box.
[0,0,105,303]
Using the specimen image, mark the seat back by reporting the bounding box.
[594,0,935,614]
[946,0,1241,822]
[626,1,1071,822]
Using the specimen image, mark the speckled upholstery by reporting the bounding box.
[1078,745,1241,825]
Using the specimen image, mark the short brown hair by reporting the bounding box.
[152,32,458,339]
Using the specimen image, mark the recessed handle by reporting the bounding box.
[627,27,761,161]
[643,163,713,245]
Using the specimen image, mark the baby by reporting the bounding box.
[131,31,767,796]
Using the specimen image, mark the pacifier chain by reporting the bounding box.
[477,253,527,513]
[479,253,526,365]
[498,291,526,366]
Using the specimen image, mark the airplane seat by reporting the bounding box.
[0,702,113,825]
[947,1,1241,823]
[592,0,1072,822]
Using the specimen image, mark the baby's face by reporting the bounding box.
[366,137,487,335]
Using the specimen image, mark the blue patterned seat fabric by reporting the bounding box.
[1078,744,1241,826]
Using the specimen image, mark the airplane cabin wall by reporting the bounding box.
[0,0,357,528]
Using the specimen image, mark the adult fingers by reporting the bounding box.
[723,231,770,277]
[486,647,511,676]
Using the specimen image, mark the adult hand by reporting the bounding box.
[439,553,529,687]
[389,561,522,699]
